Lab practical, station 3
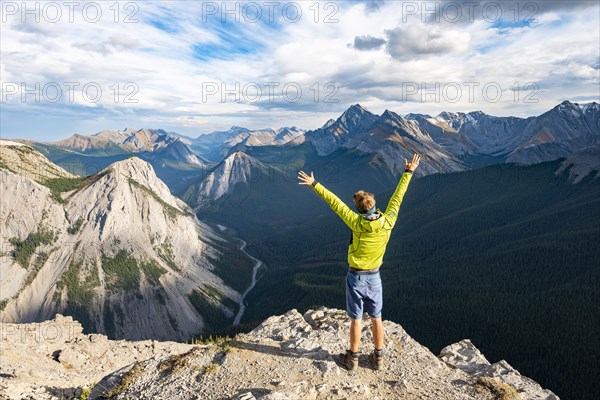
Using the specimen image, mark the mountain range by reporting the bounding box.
[304,100,599,175]
[36,100,598,178]
[3,100,598,338]
[177,101,598,222]
[51,128,205,166]
[29,101,598,208]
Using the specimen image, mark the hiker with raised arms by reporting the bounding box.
[297,154,421,370]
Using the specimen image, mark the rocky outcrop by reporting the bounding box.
[0,314,195,400]
[555,145,600,183]
[0,308,559,399]
[439,339,558,400]
[0,140,76,180]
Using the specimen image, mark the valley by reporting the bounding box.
[232,237,266,325]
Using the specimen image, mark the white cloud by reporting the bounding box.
[0,1,598,140]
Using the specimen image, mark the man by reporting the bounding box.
[297,154,420,371]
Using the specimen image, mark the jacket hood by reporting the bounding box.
[360,209,385,232]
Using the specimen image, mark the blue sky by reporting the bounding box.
[1,0,599,141]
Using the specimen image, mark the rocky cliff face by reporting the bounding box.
[304,104,380,156]
[356,109,466,176]
[0,140,77,181]
[0,308,558,400]
[183,151,268,208]
[555,145,600,183]
[0,148,245,341]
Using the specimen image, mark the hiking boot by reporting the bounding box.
[338,350,358,371]
[370,350,384,370]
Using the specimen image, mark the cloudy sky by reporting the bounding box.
[1,0,599,140]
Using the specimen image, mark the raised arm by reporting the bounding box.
[384,154,420,228]
[298,170,362,231]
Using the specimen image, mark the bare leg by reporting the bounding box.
[350,318,362,352]
[371,317,384,350]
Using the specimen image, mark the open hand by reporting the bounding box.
[405,154,421,173]
[297,170,315,186]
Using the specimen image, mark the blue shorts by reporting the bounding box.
[346,270,383,320]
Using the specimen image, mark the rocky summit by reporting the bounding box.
[0,308,558,400]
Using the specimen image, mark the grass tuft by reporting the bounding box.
[157,347,203,375]
[101,362,145,398]
[476,377,521,400]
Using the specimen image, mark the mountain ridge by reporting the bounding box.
[183,151,269,208]
[302,100,599,175]
[185,100,600,212]
[51,128,205,167]
[32,100,599,183]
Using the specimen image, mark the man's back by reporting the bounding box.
[310,171,413,270]
[347,214,393,270]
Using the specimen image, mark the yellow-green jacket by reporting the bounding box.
[311,172,413,270]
